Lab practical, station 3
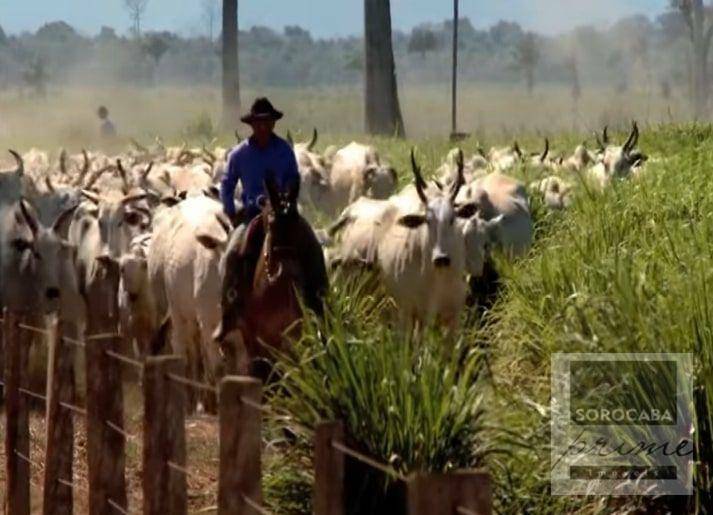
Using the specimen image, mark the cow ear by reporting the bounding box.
[456,202,478,219]
[195,231,226,251]
[482,213,504,242]
[397,214,427,229]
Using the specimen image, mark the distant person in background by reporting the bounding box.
[97,105,117,138]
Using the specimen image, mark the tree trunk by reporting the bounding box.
[691,0,709,117]
[222,0,240,127]
[364,0,405,137]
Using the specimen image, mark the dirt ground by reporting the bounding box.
[0,382,223,514]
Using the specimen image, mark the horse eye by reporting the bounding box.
[227,288,237,303]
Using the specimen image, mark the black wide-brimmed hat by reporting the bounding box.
[240,97,284,124]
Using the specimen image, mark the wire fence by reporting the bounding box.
[0,309,492,515]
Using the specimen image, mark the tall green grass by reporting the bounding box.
[267,273,501,514]
[485,124,713,513]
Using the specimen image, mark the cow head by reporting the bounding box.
[600,122,647,178]
[398,148,467,269]
[79,191,152,260]
[364,164,397,200]
[460,211,504,277]
[119,245,148,304]
[0,150,35,204]
[2,199,78,314]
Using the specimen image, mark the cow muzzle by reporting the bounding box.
[46,287,60,300]
[433,254,451,268]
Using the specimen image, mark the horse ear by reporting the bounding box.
[288,177,300,203]
[263,172,280,208]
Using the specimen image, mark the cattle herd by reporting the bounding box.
[0,123,647,403]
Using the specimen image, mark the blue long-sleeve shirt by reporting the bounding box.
[220,134,300,220]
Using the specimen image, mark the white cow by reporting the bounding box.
[288,129,332,210]
[458,172,533,257]
[376,150,469,331]
[587,123,646,190]
[329,142,398,213]
[148,196,234,409]
[119,233,156,359]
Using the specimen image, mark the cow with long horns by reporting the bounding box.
[376,149,470,331]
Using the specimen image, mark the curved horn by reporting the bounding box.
[512,141,522,157]
[8,150,24,177]
[83,164,112,190]
[540,138,550,162]
[594,132,605,152]
[18,198,38,237]
[202,146,216,163]
[59,149,67,175]
[307,128,318,151]
[450,149,466,202]
[81,189,101,204]
[116,159,130,194]
[602,125,609,145]
[121,192,149,206]
[410,148,428,205]
[142,161,154,180]
[623,122,639,153]
[130,138,148,153]
[286,130,294,148]
[234,130,242,144]
[52,204,79,234]
[44,175,55,193]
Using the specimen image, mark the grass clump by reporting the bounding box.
[267,273,499,513]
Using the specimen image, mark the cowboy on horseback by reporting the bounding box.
[217,97,301,329]
[216,98,327,379]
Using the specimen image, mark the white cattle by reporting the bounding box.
[375,150,469,331]
[458,172,533,257]
[529,176,573,211]
[587,123,646,190]
[489,142,523,173]
[329,142,398,212]
[148,196,234,407]
[288,129,332,209]
[118,233,156,359]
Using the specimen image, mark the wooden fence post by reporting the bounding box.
[85,332,127,515]
[407,470,492,515]
[4,310,31,515]
[218,376,262,515]
[314,420,345,515]
[42,318,75,515]
[143,355,187,515]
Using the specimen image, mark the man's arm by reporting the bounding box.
[220,151,240,220]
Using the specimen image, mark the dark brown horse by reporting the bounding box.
[214,175,328,380]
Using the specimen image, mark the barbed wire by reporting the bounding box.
[331,440,407,482]
[241,492,274,515]
[107,497,131,515]
[18,387,47,403]
[166,373,217,394]
[105,349,145,371]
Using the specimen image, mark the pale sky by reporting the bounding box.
[1,1,670,38]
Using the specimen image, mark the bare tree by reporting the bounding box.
[222,0,240,125]
[364,0,404,137]
[514,32,539,94]
[124,0,149,37]
[202,0,219,42]
[671,0,713,115]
